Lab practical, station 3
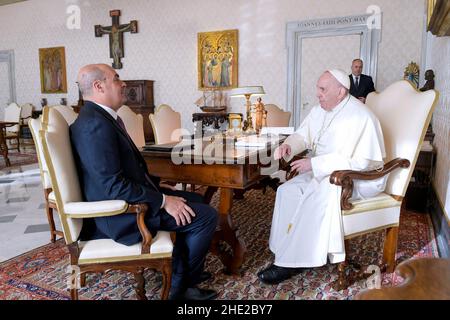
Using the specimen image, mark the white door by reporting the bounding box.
[299,34,360,124]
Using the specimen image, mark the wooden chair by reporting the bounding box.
[355,258,450,300]
[3,102,21,152]
[117,105,146,149]
[281,80,438,290]
[39,106,173,300]
[29,117,63,243]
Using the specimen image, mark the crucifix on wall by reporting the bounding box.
[95,10,138,69]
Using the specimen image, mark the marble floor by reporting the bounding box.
[0,162,61,262]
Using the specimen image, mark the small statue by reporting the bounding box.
[420,69,435,92]
[254,97,267,134]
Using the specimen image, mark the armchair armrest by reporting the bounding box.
[65,200,128,217]
[329,158,410,210]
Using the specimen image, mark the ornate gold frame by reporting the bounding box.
[39,47,68,94]
[198,29,238,90]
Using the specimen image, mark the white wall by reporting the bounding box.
[426,34,450,223]
[0,0,425,131]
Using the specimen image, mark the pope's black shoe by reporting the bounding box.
[169,286,217,300]
[257,264,303,285]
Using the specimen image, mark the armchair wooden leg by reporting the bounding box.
[70,288,78,300]
[134,269,147,300]
[46,203,57,243]
[383,226,398,273]
[333,260,349,291]
[160,261,172,300]
[80,273,86,287]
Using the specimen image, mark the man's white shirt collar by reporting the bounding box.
[96,102,118,120]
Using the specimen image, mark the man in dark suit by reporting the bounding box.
[70,64,218,300]
[348,59,375,103]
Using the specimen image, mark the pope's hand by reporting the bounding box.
[290,158,312,174]
[163,195,196,226]
[274,144,291,160]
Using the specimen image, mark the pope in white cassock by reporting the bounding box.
[258,69,387,284]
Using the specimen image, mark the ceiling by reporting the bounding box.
[0,0,27,6]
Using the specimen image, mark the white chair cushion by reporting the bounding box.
[64,200,128,216]
[343,192,401,215]
[78,231,173,264]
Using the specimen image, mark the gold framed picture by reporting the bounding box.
[228,113,242,131]
[198,29,238,90]
[39,46,68,94]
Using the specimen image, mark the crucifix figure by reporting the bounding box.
[95,10,138,69]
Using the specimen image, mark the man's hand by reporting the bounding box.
[358,97,366,103]
[160,182,177,191]
[163,195,196,226]
[274,144,291,160]
[290,158,312,174]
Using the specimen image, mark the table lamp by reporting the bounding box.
[230,86,265,132]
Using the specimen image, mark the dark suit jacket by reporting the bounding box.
[70,101,163,245]
[349,74,375,99]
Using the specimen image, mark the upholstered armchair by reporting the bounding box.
[29,117,62,243]
[280,80,438,290]
[3,102,21,151]
[264,104,291,127]
[29,106,78,243]
[51,105,78,125]
[149,104,182,144]
[39,106,173,300]
[117,105,146,149]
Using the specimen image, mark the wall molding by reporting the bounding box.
[0,49,16,105]
[286,14,381,127]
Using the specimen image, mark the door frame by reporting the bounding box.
[286,13,381,127]
[0,50,16,106]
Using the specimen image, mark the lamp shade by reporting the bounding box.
[230,86,265,97]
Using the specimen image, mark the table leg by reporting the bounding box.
[0,129,11,167]
[210,187,247,275]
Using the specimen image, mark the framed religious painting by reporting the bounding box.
[198,29,238,90]
[39,46,68,94]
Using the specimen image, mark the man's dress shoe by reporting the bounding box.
[257,264,303,284]
[169,287,217,300]
[199,271,212,283]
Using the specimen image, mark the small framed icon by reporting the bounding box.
[228,113,243,131]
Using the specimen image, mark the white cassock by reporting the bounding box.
[269,95,386,267]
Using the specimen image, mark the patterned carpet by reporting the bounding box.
[0,188,439,300]
[0,149,37,170]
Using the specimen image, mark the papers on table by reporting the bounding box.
[234,134,282,148]
[260,127,294,135]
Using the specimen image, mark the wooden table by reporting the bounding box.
[355,258,450,300]
[0,121,19,167]
[141,136,282,275]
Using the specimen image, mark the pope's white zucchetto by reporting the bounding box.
[327,69,350,90]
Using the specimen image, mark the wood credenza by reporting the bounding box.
[123,80,155,143]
